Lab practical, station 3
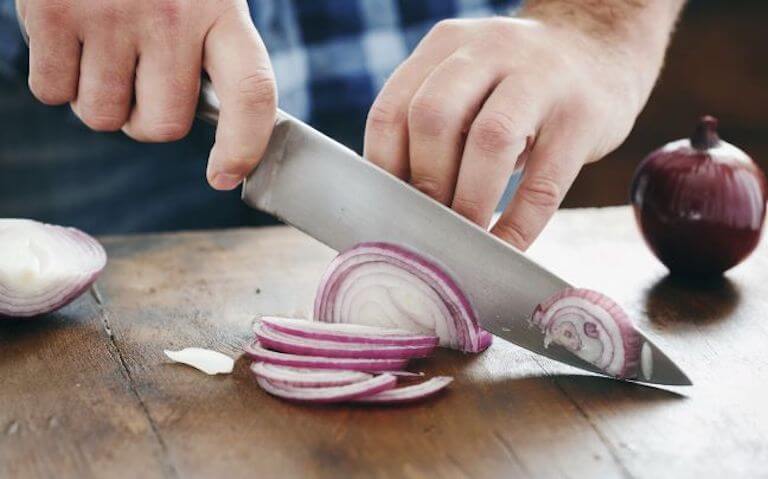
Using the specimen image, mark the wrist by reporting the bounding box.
[519,0,684,113]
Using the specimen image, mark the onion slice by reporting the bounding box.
[256,374,397,403]
[314,242,491,353]
[244,341,409,372]
[259,316,439,346]
[353,376,454,404]
[530,288,642,378]
[0,219,107,318]
[254,323,436,359]
[250,362,372,387]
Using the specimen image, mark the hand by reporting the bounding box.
[17,0,276,191]
[364,16,663,250]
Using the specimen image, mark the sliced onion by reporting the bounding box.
[530,288,642,378]
[244,341,409,372]
[250,362,372,387]
[256,374,396,403]
[0,219,107,318]
[353,376,454,404]
[254,323,436,359]
[314,242,491,353]
[259,315,438,346]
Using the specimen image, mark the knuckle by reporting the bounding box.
[141,120,191,142]
[519,176,562,210]
[78,110,126,131]
[452,194,486,224]
[494,220,532,250]
[431,19,462,37]
[470,112,519,155]
[366,98,406,134]
[154,0,185,26]
[28,77,74,105]
[36,1,71,25]
[411,175,448,203]
[408,96,448,138]
[237,72,278,114]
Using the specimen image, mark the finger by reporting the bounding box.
[450,78,542,228]
[203,7,276,190]
[364,20,473,179]
[491,117,590,250]
[70,30,136,131]
[25,2,80,105]
[407,50,502,204]
[122,9,201,143]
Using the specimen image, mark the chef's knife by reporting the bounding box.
[218,82,694,386]
[13,9,690,386]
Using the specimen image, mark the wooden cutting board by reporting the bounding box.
[2,206,767,479]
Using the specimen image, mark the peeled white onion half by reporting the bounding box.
[0,219,107,318]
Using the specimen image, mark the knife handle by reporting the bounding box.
[197,76,290,126]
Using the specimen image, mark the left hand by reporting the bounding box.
[363,17,656,250]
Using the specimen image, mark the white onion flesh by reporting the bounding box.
[256,374,397,403]
[164,348,234,375]
[244,340,409,372]
[259,315,439,346]
[254,323,436,359]
[530,288,643,378]
[0,219,106,318]
[353,376,454,404]
[314,242,491,353]
[250,362,372,387]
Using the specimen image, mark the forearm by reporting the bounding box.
[520,0,686,109]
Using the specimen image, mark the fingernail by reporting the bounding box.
[210,173,243,191]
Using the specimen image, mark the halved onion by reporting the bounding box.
[250,362,372,387]
[314,242,491,353]
[530,288,642,378]
[259,316,439,346]
[256,374,396,403]
[353,376,454,404]
[0,219,107,318]
[244,340,409,372]
[254,323,436,359]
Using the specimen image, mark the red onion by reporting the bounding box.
[314,242,491,353]
[255,374,397,403]
[352,376,454,404]
[250,362,372,387]
[530,288,642,378]
[244,341,409,372]
[259,316,438,346]
[0,219,107,318]
[631,116,767,276]
[254,323,436,359]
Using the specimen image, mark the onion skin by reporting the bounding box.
[631,116,767,277]
[244,340,409,372]
[254,323,436,359]
[531,288,642,379]
[256,374,397,403]
[314,242,491,353]
[0,219,107,318]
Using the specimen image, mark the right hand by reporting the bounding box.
[16,0,277,191]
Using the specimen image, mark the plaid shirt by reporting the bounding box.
[0,0,519,233]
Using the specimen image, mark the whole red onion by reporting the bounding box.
[631,116,767,277]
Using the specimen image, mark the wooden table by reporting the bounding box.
[2,207,767,479]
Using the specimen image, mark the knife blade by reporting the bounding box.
[199,80,691,386]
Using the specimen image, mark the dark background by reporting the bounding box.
[564,0,768,208]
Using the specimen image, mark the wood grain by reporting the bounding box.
[2,207,767,479]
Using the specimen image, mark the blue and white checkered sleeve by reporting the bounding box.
[0,0,26,81]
